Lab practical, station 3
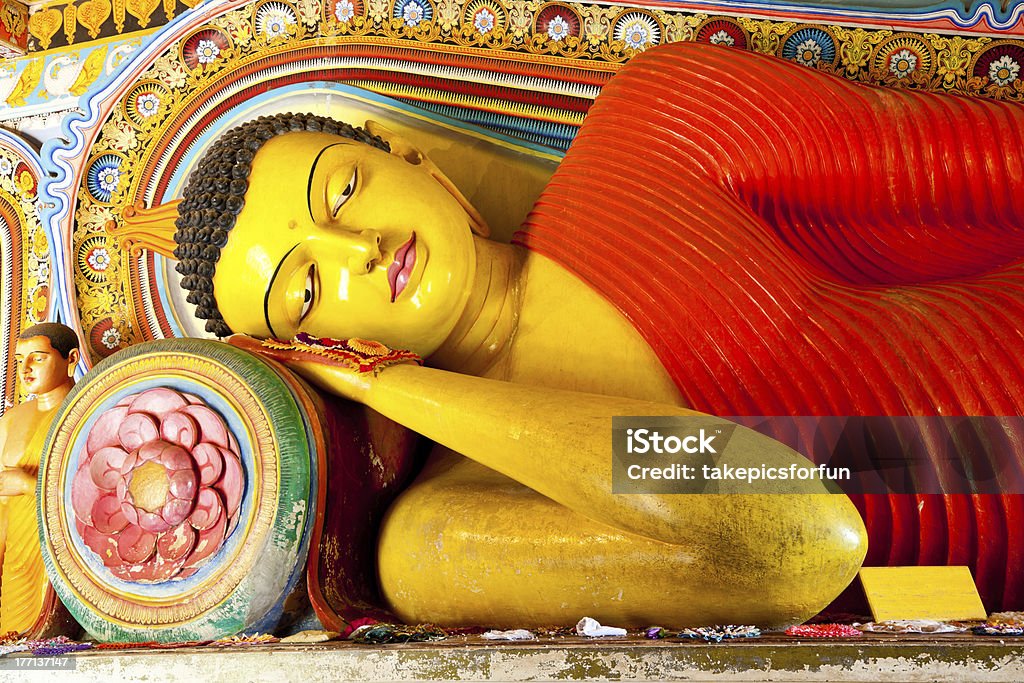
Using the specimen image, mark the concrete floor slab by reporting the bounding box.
[2,634,1023,682]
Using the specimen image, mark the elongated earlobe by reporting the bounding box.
[364,120,491,237]
[106,200,181,258]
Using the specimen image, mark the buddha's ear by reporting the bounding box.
[67,348,80,377]
[364,120,490,237]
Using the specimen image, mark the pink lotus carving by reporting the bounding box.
[71,387,244,582]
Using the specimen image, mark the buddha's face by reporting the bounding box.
[15,335,75,396]
[212,131,477,356]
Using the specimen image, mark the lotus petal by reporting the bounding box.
[157,524,197,562]
[183,404,231,449]
[160,411,199,451]
[91,493,129,534]
[189,488,224,531]
[86,406,129,455]
[128,387,189,419]
[116,524,157,564]
[118,413,159,452]
[192,442,223,486]
[89,446,129,490]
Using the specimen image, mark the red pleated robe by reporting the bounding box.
[516,42,1024,611]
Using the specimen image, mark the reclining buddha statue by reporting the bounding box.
[114,40,1024,627]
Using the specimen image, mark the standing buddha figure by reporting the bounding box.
[0,323,80,635]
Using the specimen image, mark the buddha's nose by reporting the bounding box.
[345,230,382,274]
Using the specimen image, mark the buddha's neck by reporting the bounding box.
[35,380,72,411]
[429,239,525,376]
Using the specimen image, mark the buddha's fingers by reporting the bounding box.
[0,468,34,497]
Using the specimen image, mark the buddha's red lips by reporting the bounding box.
[388,234,416,302]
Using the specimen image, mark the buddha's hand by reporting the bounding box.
[226,333,420,403]
[0,467,34,496]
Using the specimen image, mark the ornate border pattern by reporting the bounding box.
[0,131,49,411]
[27,0,199,52]
[22,1,1024,54]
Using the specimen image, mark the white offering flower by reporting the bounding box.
[402,2,424,26]
[136,92,161,118]
[98,168,120,194]
[335,0,355,22]
[623,22,650,50]
[474,8,495,34]
[101,328,121,349]
[87,248,110,272]
[794,39,822,67]
[196,39,220,64]
[261,8,295,38]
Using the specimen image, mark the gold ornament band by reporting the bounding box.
[238,333,422,374]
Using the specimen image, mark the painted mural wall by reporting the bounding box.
[0,0,1023,640]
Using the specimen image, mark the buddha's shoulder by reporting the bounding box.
[1,399,40,422]
[506,252,684,404]
[0,400,47,465]
[0,399,50,437]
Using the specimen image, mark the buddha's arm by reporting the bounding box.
[0,417,31,498]
[272,356,826,545]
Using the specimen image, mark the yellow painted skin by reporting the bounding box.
[215,130,868,628]
[0,335,78,634]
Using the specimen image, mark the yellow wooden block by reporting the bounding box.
[859,566,987,622]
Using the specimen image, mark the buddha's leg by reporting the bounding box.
[0,494,46,633]
[378,456,865,628]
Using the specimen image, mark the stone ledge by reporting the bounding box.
[2,635,1023,682]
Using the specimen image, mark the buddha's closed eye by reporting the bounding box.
[332,169,357,218]
[300,263,318,323]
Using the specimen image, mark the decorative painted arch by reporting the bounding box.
[0,130,51,412]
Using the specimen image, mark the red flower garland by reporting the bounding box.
[785,624,861,638]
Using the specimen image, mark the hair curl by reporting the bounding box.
[174,112,390,337]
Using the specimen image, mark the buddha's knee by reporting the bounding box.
[698,493,867,625]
